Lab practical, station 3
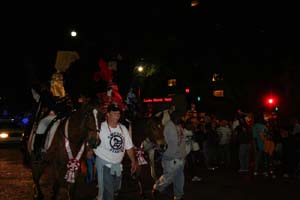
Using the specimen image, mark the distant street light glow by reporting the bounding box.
[71,30,77,37]
[0,132,8,139]
[137,66,144,72]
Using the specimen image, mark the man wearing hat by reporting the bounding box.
[93,103,137,200]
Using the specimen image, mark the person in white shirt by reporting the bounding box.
[216,120,232,167]
[93,103,137,200]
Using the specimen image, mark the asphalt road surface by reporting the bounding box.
[0,143,299,200]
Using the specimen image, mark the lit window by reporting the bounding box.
[168,79,176,87]
[213,90,224,97]
[191,0,199,7]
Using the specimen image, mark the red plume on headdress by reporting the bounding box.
[94,58,126,112]
[93,58,113,82]
[111,84,123,105]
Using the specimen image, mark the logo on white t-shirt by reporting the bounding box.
[108,132,124,153]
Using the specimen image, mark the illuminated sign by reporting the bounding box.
[143,99,153,103]
[213,90,224,97]
[164,98,172,102]
[143,97,173,103]
[153,98,163,102]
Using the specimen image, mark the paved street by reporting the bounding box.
[0,143,299,200]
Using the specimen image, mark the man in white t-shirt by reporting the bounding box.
[94,103,137,200]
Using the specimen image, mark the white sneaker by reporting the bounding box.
[283,173,289,178]
[192,176,202,182]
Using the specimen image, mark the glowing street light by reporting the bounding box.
[70,30,77,37]
[137,66,144,73]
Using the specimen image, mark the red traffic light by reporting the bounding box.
[268,98,274,104]
[264,95,278,107]
[185,88,190,94]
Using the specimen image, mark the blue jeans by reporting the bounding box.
[86,156,95,183]
[95,156,122,200]
[153,158,185,199]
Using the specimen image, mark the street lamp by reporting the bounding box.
[134,63,145,97]
[137,66,144,73]
[70,30,77,37]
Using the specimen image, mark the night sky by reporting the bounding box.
[1,1,300,114]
